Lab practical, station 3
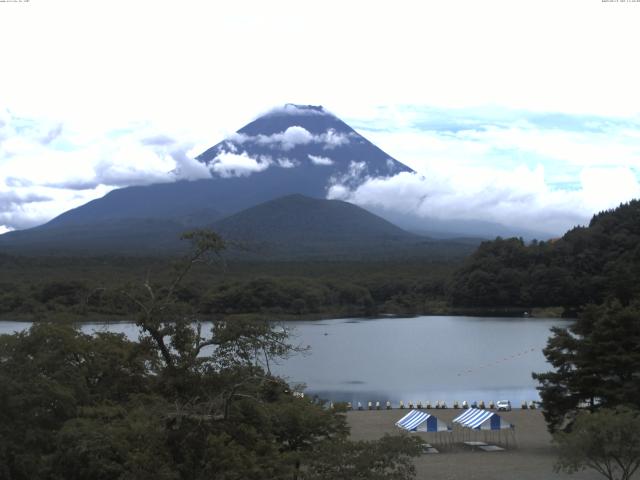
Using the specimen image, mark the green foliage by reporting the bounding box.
[0,230,419,480]
[0,323,154,480]
[303,434,423,480]
[0,253,458,321]
[202,277,375,317]
[554,407,640,480]
[50,401,177,480]
[449,200,640,310]
[533,302,640,432]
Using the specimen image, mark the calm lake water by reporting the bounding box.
[0,316,568,406]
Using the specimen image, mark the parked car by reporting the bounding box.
[496,400,512,411]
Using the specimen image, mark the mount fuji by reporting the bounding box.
[0,105,427,255]
[31,104,412,228]
[0,104,535,255]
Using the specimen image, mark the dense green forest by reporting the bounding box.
[517,203,640,479]
[2,200,640,321]
[3,203,640,478]
[0,232,423,480]
[0,255,457,321]
[449,200,640,314]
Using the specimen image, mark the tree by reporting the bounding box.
[268,397,349,479]
[554,407,640,480]
[303,434,423,480]
[0,323,155,480]
[122,229,227,373]
[533,301,640,432]
[1,229,421,480]
[448,200,640,310]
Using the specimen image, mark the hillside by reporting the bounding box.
[0,194,478,259]
[448,199,640,312]
[210,194,477,261]
[0,218,189,255]
[212,194,421,258]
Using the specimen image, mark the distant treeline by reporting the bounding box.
[3,200,639,321]
[449,200,640,313]
[0,257,455,321]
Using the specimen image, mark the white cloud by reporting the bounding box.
[579,167,640,212]
[237,126,313,150]
[354,108,640,194]
[328,160,369,191]
[319,129,350,149]
[170,148,212,180]
[273,126,313,150]
[0,225,13,235]
[0,184,113,229]
[0,0,638,231]
[308,154,333,166]
[0,110,219,229]
[328,166,640,236]
[232,127,350,151]
[227,133,249,145]
[210,151,271,178]
[277,157,297,168]
[223,141,239,153]
[2,101,639,233]
[209,150,300,176]
[92,142,175,187]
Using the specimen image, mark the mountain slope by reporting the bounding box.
[0,218,188,255]
[209,194,478,260]
[40,104,412,230]
[215,194,414,239]
[198,104,411,182]
[0,194,478,259]
[0,103,531,254]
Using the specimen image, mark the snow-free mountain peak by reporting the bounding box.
[0,103,543,253]
[195,103,412,184]
[0,105,420,254]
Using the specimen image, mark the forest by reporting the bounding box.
[0,232,423,480]
[2,201,640,322]
[0,256,456,322]
[2,203,640,479]
[0,200,640,321]
[449,200,640,314]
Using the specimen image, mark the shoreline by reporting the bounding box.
[0,309,573,324]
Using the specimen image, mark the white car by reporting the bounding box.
[496,400,512,411]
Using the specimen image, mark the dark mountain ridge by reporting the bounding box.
[0,194,477,259]
[215,194,414,239]
[212,194,425,259]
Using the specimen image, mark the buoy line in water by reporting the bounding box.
[456,347,538,376]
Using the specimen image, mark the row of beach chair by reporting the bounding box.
[339,400,537,410]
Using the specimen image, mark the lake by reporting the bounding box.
[0,316,568,406]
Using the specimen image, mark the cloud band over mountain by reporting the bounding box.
[328,167,640,237]
[1,104,639,236]
[228,126,350,151]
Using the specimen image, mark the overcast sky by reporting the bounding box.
[1,0,639,235]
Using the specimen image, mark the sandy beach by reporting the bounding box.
[346,409,607,480]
